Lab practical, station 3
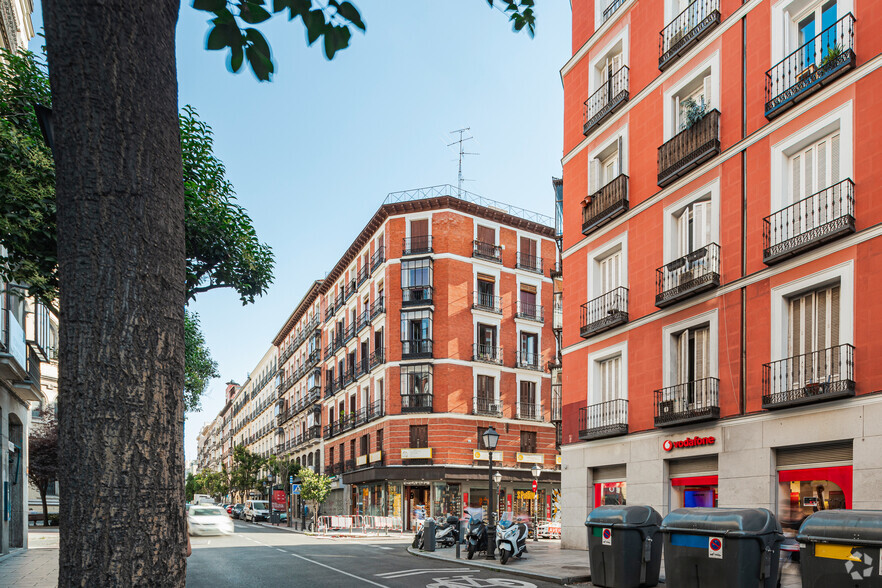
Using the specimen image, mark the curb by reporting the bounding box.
[406,546,591,585]
[252,521,407,539]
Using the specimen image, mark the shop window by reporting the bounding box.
[669,455,718,510]
[593,464,627,506]
[776,441,853,533]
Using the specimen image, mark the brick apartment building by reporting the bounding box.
[274,186,562,529]
[559,0,882,549]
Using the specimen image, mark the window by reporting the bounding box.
[788,283,841,383]
[589,136,624,194]
[477,323,498,351]
[519,236,538,270]
[676,325,711,386]
[519,332,539,365]
[329,446,334,465]
[409,219,430,250]
[598,356,622,403]
[519,431,537,453]
[598,249,623,296]
[518,381,538,419]
[376,429,384,451]
[402,259,433,304]
[476,375,496,404]
[410,425,428,448]
[675,199,712,259]
[477,224,496,245]
[675,74,712,133]
[477,427,489,450]
[789,132,840,206]
[663,56,719,141]
[401,364,432,396]
[597,50,624,91]
[519,285,538,318]
[477,275,496,308]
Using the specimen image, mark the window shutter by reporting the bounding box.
[691,201,712,249]
[600,57,610,85]
[477,225,495,244]
[611,52,622,74]
[617,136,624,176]
[677,210,689,258]
[816,288,828,352]
[830,285,840,349]
[702,75,712,109]
[694,327,709,380]
[590,158,601,194]
[677,331,689,385]
[777,441,852,469]
[804,146,814,196]
[669,455,719,477]
[791,154,801,203]
[594,464,626,482]
[411,219,428,237]
[831,134,840,183]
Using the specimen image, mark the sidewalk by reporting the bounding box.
[407,540,591,585]
[0,529,59,588]
[253,520,409,539]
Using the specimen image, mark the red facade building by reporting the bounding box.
[560,0,882,549]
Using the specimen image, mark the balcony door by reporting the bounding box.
[477,323,497,359]
[676,200,712,277]
[785,132,841,242]
[598,52,623,93]
[410,219,429,249]
[519,285,537,317]
[676,326,711,410]
[794,1,838,67]
[520,332,538,366]
[519,381,537,418]
[477,224,495,247]
[476,375,496,410]
[478,275,496,307]
[520,236,537,268]
[788,284,841,387]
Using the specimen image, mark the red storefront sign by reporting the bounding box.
[663,436,716,452]
[272,489,286,511]
[506,494,512,512]
[546,495,551,520]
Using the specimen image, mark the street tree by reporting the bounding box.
[185,472,199,502]
[184,310,220,412]
[27,410,59,527]
[299,468,332,532]
[267,455,300,523]
[39,0,538,583]
[231,445,265,502]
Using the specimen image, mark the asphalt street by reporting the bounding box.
[186,521,565,588]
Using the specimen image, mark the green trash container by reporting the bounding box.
[585,505,663,587]
[798,509,882,587]
[660,508,783,588]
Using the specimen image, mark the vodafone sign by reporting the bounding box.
[663,436,716,452]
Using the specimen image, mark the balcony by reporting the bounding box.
[473,397,503,417]
[657,109,720,187]
[584,66,629,136]
[342,323,355,343]
[403,235,432,256]
[658,0,720,71]
[601,0,629,24]
[370,295,385,319]
[356,310,371,333]
[763,179,855,265]
[516,351,542,371]
[402,339,432,359]
[516,301,544,323]
[655,243,720,308]
[581,287,629,338]
[472,343,503,365]
[582,174,629,235]
[654,377,720,427]
[334,290,345,310]
[549,261,562,279]
[356,264,369,286]
[516,252,543,274]
[473,292,502,314]
[473,240,502,263]
[551,384,562,422]
[578,399,628,441]
[516,402,543,421]
[402,285,433,307]
[371,245,385,272]
[553,291,563,331]
[762,344,855,410]
[369,348,385,369]
[401,393,433,413]
[345,279,357,301]
[765,14,855,119]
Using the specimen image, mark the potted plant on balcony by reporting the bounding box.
[679,97,707,131]
[820,43,843,68]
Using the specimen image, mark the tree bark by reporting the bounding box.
[40,484,48,526]
[42,0,186,584]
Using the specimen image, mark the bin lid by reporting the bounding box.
[797,510,882,546]
[660,508,782,536]
[585,505,662,528]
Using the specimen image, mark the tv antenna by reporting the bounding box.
[448,127,478,196]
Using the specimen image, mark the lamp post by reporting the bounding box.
[482,426,500,560]
[531,464,541,542]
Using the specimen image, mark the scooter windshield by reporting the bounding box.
[498,511,514,529]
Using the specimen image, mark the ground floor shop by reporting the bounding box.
[560,395,882,550]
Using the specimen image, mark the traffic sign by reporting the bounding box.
[708,537,723,559]
[602,528,612,545]
[291,484,300,495]
[532,480,537,492]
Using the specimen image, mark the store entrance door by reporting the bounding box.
[405,486,429,531]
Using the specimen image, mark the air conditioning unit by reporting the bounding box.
[659,400,675,415]
[489,403,501,414]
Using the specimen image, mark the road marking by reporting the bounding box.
[364,544,394,550]
[277,548,286,553]
[289,551,389,587]
[376,568,475,579]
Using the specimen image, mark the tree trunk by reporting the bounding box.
[42,0,186,584]
[39,483,48,526]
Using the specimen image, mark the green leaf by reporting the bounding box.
[239,1,272,24]
[244,28,274,80]
[193,0,227,12]
[229,42,244,72]
[323,24,351,59]
[304,9,327,45]
[335,1,365,31]
[207,25,230,50]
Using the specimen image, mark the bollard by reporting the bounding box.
[423,518,437,552]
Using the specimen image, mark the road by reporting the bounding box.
[186,520,565,588]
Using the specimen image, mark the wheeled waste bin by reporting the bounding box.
[585,505,663,587]
[797,509,882,587]
[660,508,783,588]
[422,518,436,552]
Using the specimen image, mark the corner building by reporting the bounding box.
[560,0,882,549]
[274,187,562,529]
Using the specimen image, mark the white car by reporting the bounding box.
[243,500,270,523]
[188,505,234,536]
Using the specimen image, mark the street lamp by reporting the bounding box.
[482,426,500,560]
[531,464,541,542]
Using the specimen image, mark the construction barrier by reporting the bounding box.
[317,514,404,535]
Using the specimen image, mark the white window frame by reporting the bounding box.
[586,231,629,300]
[588,26,630,93]
[662,179,720,265]
[586,124,629,195]
[404,213,433,239]
[586,341,628,405]
[770,260,853,363]
[473,367,501,405]
[662,52,720,141]
[769,101,853,215]
[516,327,542,368]
[516,374,543,417]
[473,221,501,245]
[661,309,718,388]
[515,276,543,329]
[770,0,854,64]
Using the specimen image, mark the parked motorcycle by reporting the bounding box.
[412,515,460,549]
[466,512,488,559]
[495,511,529,565]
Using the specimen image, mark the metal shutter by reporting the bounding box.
[776,441,852,470]
[669,455,719,477]
[594,464,627,482]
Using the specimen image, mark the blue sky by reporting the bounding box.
[31,2,572,462]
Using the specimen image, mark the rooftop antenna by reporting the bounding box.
[448,127,478,197]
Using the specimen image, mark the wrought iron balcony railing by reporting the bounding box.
[371,245,385,272]
[516,402,543,421]
[473,292,502,313]
[473,240,502,263]
[762,344,855,410]
[553,291,563,331]
[602,0,629,24]
[581,287,629,338]
[584,66,629,135]
[655,243,720,308]
[516,252,543,274]
[763,179,855,264]
[579,399,628,441]
[549,261,562,279]
[551,384,562,422]
[371,295,385,319]
[356,264,369,286]
[654,377,720,427]
[401,393,433,413]
[658,0,720,71]
[369,348,385,369]
[473,397,503,417]
[356,309,371,333]
[342,322,355,343]
[402,339,433,359]
[657,109,720,187]
[403,235,432,256]
[765,14,855,119]
[516,351,542,371]
[345,279,357,300]
[402,285,433,306]
[582,174,629,235]
[472,343,503,365]
[516,301,544,323]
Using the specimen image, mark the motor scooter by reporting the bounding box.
[411,515,460,549]
[466,512,488,559]
[495,511,529,564]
